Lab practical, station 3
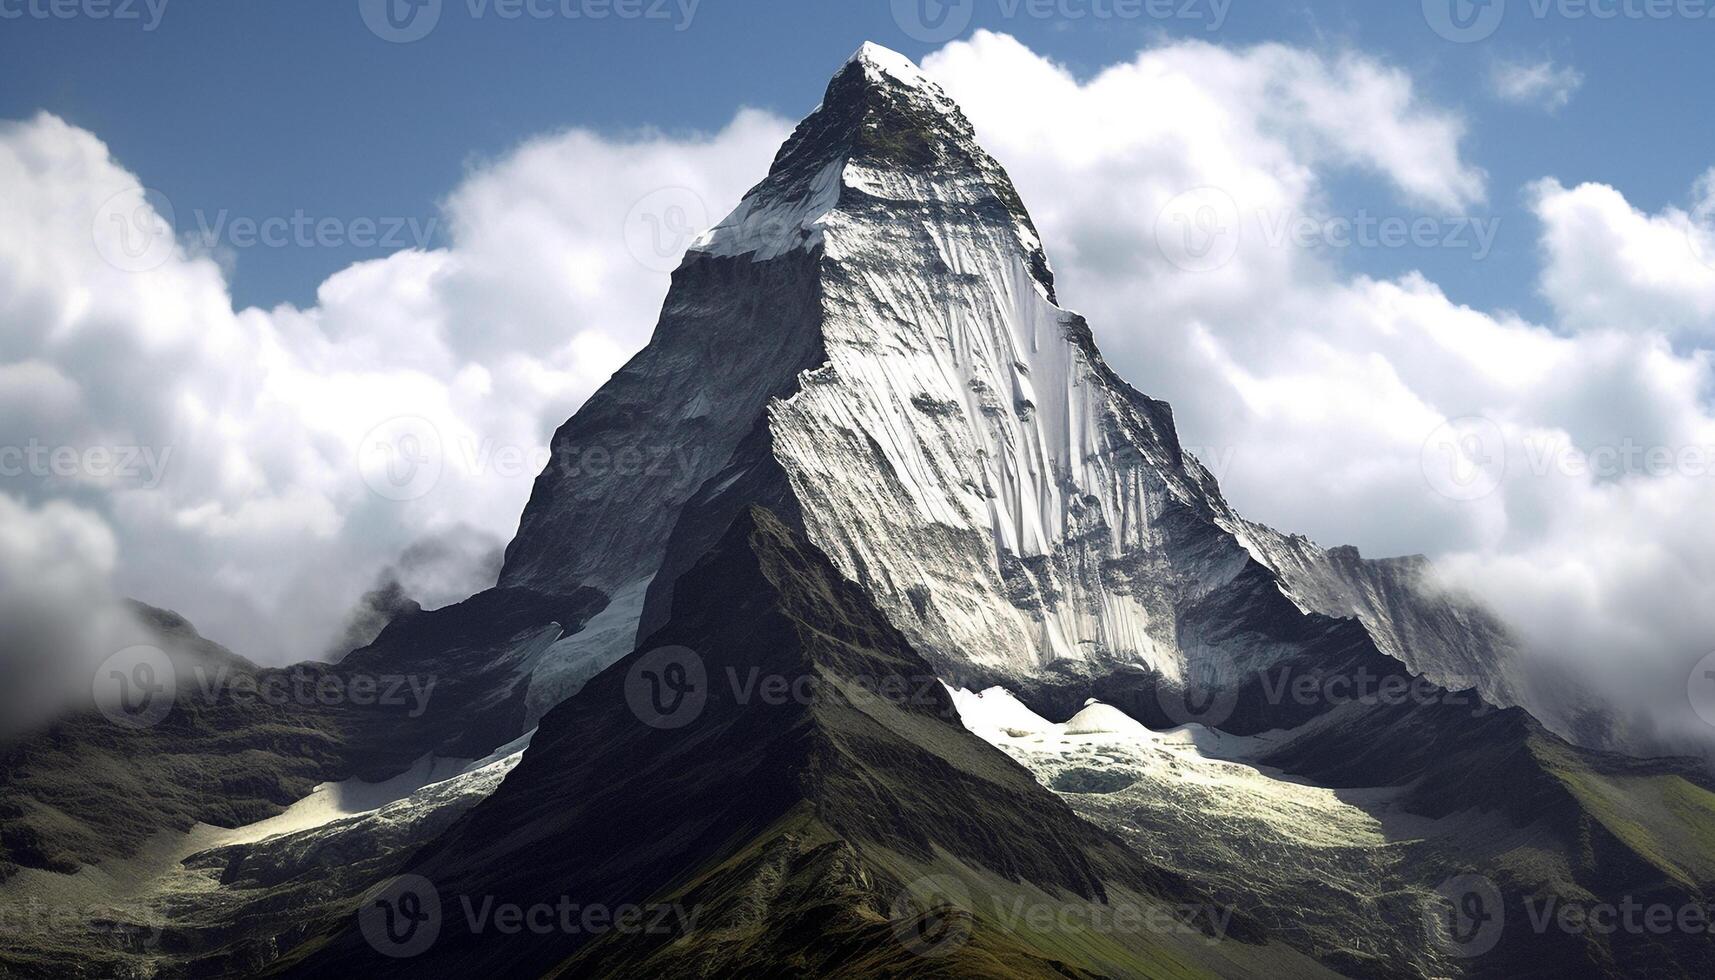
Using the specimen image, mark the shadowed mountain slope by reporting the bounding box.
[280,508,1331,979]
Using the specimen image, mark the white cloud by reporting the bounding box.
[0,493,141,734]
[1533,174,1715,336]
[0,108,791,666]
[1491,58,1585,112]
[922,32,1715,755]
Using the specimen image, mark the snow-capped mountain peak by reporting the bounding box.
[691,39,1053,293]
[500,44,1527,718]
[846,40,932,88]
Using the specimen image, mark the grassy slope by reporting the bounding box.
[1255,680,1715,978]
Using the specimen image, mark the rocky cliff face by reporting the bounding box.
[500,42,1528,718]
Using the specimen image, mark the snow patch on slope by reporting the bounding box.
[946,684,1054,736]
[1063,699,1154,737]
[524,574,652,726]
[217,729,535,849]
[948,685,1456,975]
[948,685,1388,850]
[692,158,844,261]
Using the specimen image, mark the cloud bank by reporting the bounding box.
[0,108,791,670]
[923,32,1715,756]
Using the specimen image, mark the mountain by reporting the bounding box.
[3,42,1714,980]
[279,507,1331,979]
[499,42,1533,729]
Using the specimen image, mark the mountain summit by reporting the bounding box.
[499,42,1525,720]
[5,43,1715,980]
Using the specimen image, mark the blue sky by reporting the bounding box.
[4,0,1712,315]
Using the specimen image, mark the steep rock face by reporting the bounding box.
[497,246,826,607]
[499,43,1525,715]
